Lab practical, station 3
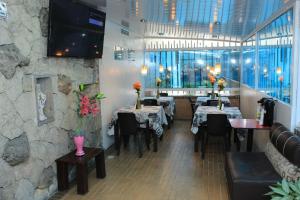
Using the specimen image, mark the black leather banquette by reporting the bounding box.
[225,122,300,200]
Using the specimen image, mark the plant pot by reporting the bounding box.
[74,136,85,156]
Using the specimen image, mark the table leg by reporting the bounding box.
[194,133,199,152]
[57,162,69,191]
[247,129,254,152]
[234,129,241,152]
[153,133,158,152]
[76,163,88,195]
[114,122,120,155]
[95,151,106,179]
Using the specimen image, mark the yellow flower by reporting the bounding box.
[156,78,162,87]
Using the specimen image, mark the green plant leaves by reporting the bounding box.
[282,179,290,194]
[96,92,106,100]
[79,83,85,91]
[267,179,300,199]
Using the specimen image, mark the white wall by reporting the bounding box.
[240,84,292,151]
[99,0,144,149]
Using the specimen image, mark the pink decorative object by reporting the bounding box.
[74,136,85,156]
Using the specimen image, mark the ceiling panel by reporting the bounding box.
[130,0,294,38]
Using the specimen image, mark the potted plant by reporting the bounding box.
[133,81,142,109]
[73,83,105,156]
[217,78,226,110]
[156,77,162,99]
[266,179,300,200]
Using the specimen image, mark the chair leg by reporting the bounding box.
[201,132,206,159]
[228,130,232,150]
[153,133,158,152]
[123,135,130,149]
[145,130,151,150]
[194,133,199,152]
[137,132,143,158]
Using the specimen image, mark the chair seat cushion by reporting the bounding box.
[225,152,281,200]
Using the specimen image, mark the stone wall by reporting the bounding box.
[0,0,101,199]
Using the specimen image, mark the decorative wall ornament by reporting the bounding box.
[34,76,54,126]
[57,74,72,95]
[36,84,47,122]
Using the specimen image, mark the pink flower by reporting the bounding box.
[80,95,90,106]
[80,106,89,116]
[90,103,100,117]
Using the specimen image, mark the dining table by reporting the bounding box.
[191,106,242,152]
[195,96,231,106]
[112,105,168,136]
[229,119,271,152]
[143,96,176,119]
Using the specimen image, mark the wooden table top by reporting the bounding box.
[55,147,103,164]
[229,119,271,130]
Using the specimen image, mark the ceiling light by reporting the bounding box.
[215,63,221,75]
[230,59,237,64]
[245,58,251,64]
[141,65,148,75]
[159,65,164,73]
[167,66,172,71]
[197,59,205,65]
[276,67,282,75]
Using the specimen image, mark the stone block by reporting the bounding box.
[2,133,30,166]
[15,179,34,200]
[38,166,55,189]
[34,189,49,200]
[22,74,33,92]
[0,159,14,187]
[0,44,30,79]
[39,7,48,37]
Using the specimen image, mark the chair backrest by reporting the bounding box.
[207,114,229,136]
[207,100,219,106]
[143,99,158,106]
[160,93,168,97]
[118,113,138,135]
[207,92,219,97]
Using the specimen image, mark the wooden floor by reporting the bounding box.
[58,120,229,200]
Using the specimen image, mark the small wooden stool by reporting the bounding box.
[55,147,106,195]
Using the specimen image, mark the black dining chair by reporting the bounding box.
[189,97,198,125]
[207,92,219,97]
[159,92,168,97]
[207,99,231,107]
[206,99,219,106]
[117,113,150,158]
[143,99,158,106]
[201,114,231,159]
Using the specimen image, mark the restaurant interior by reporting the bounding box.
[0,0,300,199]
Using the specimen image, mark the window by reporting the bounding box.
[242,35,256,88]
[257,10,293,104]
[144,50,240,89]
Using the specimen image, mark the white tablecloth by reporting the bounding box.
[112,106,168,136]
[143,97,175,119]
[191,106,242,134]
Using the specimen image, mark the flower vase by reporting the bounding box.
[156,87,160,99]
[74,136,85,156]
[211,87,215,99]
[136,93,141,109]
[218,96,222,110]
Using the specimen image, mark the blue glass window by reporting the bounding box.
[144,50,240,89]
[257,10,293,104]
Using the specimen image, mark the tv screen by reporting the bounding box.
[47,0,106,59]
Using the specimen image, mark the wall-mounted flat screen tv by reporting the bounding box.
[47,0,106,59]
